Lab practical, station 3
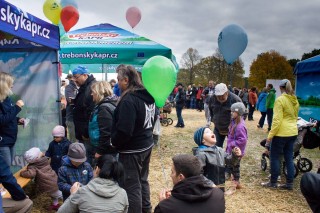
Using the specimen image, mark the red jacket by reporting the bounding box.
[249,91,258,105]
[196,88,203,100]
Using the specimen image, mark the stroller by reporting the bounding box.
[260,117,319,178]
[160,102,173,126]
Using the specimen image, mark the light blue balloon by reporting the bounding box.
[61,0,78,9]
[218,24,248,64]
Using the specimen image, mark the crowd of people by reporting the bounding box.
[1,67,319,213]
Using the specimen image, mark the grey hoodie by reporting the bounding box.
[58,177,128,213]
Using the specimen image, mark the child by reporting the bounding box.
[20,147,62,211]
[58,143,93,201]
[225,102,248,192]
[45,125,71,174]
[193,127,242,191]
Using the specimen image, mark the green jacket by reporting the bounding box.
[266,88,276,109]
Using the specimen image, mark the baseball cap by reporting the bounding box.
[72,66,89,75]
[215,83,228,96]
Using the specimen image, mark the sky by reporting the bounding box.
[6,0,320,77]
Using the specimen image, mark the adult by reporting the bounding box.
[174,83,186,128]
[72,66,96,165]
[240,88,249,108]
[300,172,320,213]
[196,85,204,112]
[65,74,78,143]
[57,155,128,213]
[89,81,118,159]
[248,87,258,121]
[154,154,225,213]
[202,80,215,127]
[109,79,117,90]
[262,79,299,190]
[190,84,197,109]
[208,83,242,148]
[256,87,268,129]
[266,84,276,131]
[0,155,33,213]
[0,72,25,166]
[185,85,192,109]
[111,65,155,213]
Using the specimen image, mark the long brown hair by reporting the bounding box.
[229,113,241,137]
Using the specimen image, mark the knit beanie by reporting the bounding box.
[231,102,246,116]
[24,147,41,163]
[194,127,206,146]
[52,125,65,137]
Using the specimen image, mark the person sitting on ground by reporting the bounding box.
[58,143,93,201]
[20,147,62,211]
[0,155,33,213]
[57,155,128,213]
[45,125,71,175]
[154,154,225,213]
[193,127,242,191]
[300,171,320,213]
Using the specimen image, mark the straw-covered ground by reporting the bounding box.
[29,109,317,212]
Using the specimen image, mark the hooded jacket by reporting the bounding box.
[154,175,225,213]
[111,89,155,153]
[73,75,96,140]
[57,178,129,213]
[257,92,268,112]
[268,93,299,138]
[0,97,21,147]
[226,118,248,156]
[20,156,59,194]
[266,88,276,109]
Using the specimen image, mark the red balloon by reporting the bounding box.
[126,7,141,28]
[60,6,79,32]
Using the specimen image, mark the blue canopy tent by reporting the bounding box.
[294,55,320,121]
[60,23,178,80]
[0,0,60,171]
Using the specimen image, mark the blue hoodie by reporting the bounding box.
[257,92,268,112]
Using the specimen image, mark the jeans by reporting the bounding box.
[214,127,227,148]
[300,172,320,213]
[270,136,296,185]
[190,97,196,109]
[248,104,255,120]
[119,148,152,213]
[266,108,273,131]
[175,106,184,126]
[258,111,267,127]
[0,146,14,166]
[79,140,95,166]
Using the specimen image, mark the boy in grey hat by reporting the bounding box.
[58,143,93,201]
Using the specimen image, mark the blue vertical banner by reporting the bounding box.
[0,50,60,172]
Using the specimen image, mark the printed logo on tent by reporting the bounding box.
[68,32,119,40]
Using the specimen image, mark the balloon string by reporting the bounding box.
[156,141,169,188]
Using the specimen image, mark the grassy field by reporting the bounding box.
[29,109,317,212]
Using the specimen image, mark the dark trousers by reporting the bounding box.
[119,148,152,213]
[266,108,274,131]
[226,160,241,181]
[214,127,227,148]
[248,104,255,120]
[300,172,320,213]
[196,99,203,111]
[258,111,267,128]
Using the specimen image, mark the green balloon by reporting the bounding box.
[142,56,177,107]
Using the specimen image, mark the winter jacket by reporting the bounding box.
[0,97,21,147]
[57,178,128,213]
[73,75,96,140]
[0,155,26,201]
[248,91,258,106]
[209,92,242,135]
[20,156,59,194]
[45,137,71,174]
[266,88,276,109]
[175,88,186,108]
[111,89,155,153]
[268,93,299,138]
[196,88,203,100]
[113,83,121,97]
[154,175,225,213]
[65,80,78,122]
[89,96,117,155]
[257,92,268,112]
[58,156,93,200]
[241,91,249,103]
[193,146,240,187]
[226,118,248,156]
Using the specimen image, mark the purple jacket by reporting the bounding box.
[226,118,248,156]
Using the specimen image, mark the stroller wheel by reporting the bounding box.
[261,157,267,171]
[167,118,173,125]
[283,162,299,178]
[160,119,169,127]
[297,158,313,172]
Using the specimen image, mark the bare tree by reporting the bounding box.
[181,48,201,85]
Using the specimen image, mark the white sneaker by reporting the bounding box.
[266,174,281,182]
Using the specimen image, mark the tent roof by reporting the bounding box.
[0,0,60,50]
[294,54,320,75]
[60,23,178,68]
